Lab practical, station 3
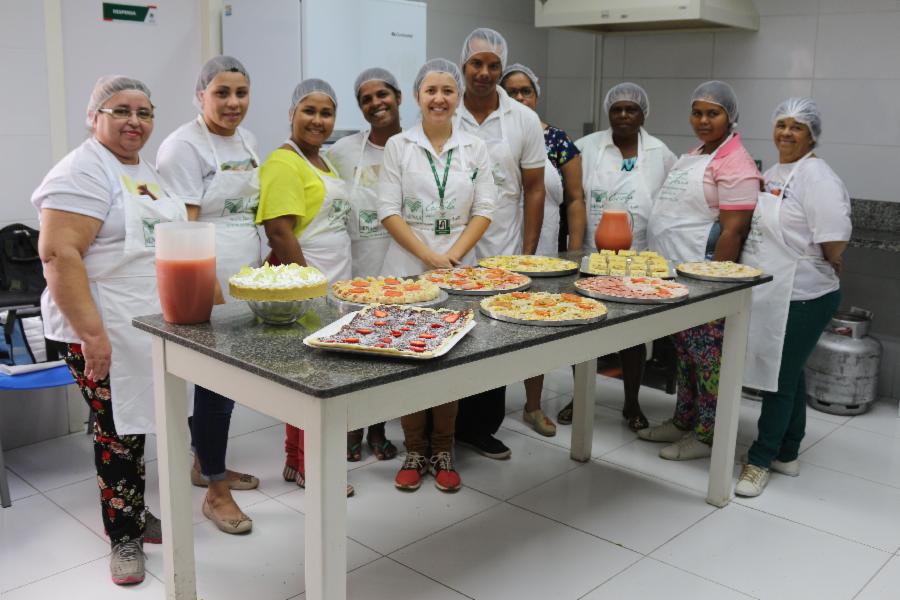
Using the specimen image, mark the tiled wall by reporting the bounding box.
[554,0,900,205]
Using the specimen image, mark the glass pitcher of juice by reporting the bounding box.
[594,198,633,251]
[155,222,216,324]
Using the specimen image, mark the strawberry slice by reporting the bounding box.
[399,326,412,331]
[409,340,427,347]
[405,320,416,325]
[343,337,360,343]
[355,328,373,335]
[374,320,388,326]
[374,310,388,318]
[410,346,426,353]
[431,323,444,328]
[418,333,436,339]
[390,330,402,337]
[380,337,393,344]
[442,312,460,323]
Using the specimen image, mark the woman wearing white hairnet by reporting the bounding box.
[256,78,354,496]
[640,81,761,460]
[32,76,187,585]
[735,98,850,497]
[325,67,402,463]
[156,55,258,535]
[379,58,496,492]
[498,62,586,437]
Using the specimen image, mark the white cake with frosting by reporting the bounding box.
[228,263,327,301]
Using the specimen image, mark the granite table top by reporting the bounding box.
[134,254,771,399]
[850,228,900,252]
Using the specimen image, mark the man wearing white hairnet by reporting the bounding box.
[453,28,546,460]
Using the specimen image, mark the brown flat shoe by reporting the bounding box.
[202,497,252,535]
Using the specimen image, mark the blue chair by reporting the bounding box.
[0,364,74,507]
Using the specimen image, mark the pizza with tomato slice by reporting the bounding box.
[308,305,474,358]
[478,255,578,275]
[331,276,441,304]
[479,291,607,324]
[421,266,531,294]
[676,261,763,280]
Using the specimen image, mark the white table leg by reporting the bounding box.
[707,291,752,507]
[0,422,10,507]
[571,358,597,462]
[151,338,196,600]
[303,396,349,600]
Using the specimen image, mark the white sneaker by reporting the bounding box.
[659,433,711,460]
[740,454,800,477]
[637,419,688,443]
[735,464,770,497]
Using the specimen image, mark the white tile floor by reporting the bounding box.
[2,370,900,600]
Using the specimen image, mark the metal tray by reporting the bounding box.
[420,269,532,296]
[478,304,607,327]
[579,256,676,279]
[675,267,764,283]
[303,309,475,360]
[478,258,579,278]
[574,281,689,305]
[326,288,448,310]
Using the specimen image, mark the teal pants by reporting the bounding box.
[748,290,841,468]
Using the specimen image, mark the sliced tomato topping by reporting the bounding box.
[384,290,403,297]
[533,309,550,317]
[511,292,530,299]
[384,278,401,285]
[350,288,368,295]
[403,284,421,291]
[351,280,370,286]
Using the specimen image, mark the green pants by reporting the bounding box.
[748,289,841,469]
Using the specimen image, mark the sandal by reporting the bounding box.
[347,431,363,462]
[295,472,354,497]
[283,463,300,482]
[557,400,573,425]
[624,413,650,432]
[367,436,398,461]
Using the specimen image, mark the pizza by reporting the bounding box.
[331,276,441,304]
[575,276,689,302]
[307,305,474,358]
[585,250,670,277]
[421,266,530,294]
[676,261,762,280]
[480,291,607,323]
[478,255,578,275]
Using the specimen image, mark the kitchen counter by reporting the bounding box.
[135,256,770,600]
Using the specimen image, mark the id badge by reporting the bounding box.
[434,218,451,235]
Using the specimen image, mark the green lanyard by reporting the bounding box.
[424,148,453,214]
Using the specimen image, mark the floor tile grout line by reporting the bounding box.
[647,555,764,599]
[733,500,899,554]
[575,554,645,600]
[383,556,477,600]
[851,551,896,600]
[385,496,506,557]
[795,457,900,492]
[0,528,110,595]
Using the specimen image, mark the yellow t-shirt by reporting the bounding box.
[256,148,338,237]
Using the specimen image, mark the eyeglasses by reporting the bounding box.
[507,87,535,99]
[97,107,155,122]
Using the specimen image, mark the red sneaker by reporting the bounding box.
[430,451,461,492]
[395,452,428,491]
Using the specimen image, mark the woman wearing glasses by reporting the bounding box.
[156,56,259,535]
[32,76,187,586]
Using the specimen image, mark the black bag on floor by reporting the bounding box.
[0,223,45,307]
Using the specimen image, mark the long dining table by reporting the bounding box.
[134,253,770,600]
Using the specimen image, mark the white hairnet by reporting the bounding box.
[691,80,739,124]
[194,55,249,110]
[354,67,400,98]
[603,82,649,117]
[501,63,540,97]
[289,78,337,119]
[772,97,822,142]
[86,75,151,128]
[413,59,463,98]
[461,28,508,69]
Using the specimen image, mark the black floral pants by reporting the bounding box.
[64,343,146,544]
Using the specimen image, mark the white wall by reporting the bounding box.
[594,0,900,203]
[0,1,54,230]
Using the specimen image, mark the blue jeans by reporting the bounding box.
[190,386,235,481]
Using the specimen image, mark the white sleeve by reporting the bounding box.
[377,138,404,222]
[470,140,496,221]
[519,109,547,170]
[156,137,206,205]
[35,152,113,221]
[804,170,852,244]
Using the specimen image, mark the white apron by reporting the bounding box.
[96,145,187,435]
[536,156,562,257]
[470,109,524,258]
[584,134,655,252]
[647,136,730,263]
[196,116,262,301]
[742,153,812,391]
[382,143,478,277]
[347,132,390,276]
[284,140,352,282]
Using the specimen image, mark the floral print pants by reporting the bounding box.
[671,319,725,444]
[65,344,146,544]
